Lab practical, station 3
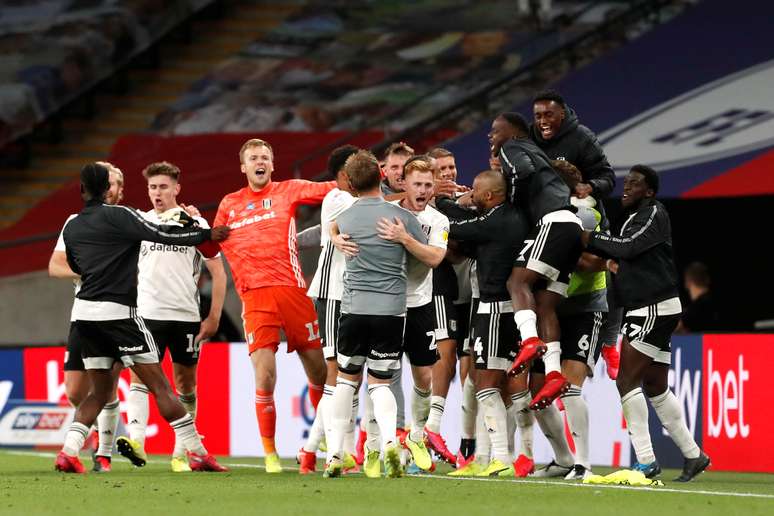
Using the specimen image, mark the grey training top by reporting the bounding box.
[337,197,427,316]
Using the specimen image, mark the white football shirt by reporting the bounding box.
[55,214,81,321]
[392,202,449,308]
[136,209,214,322]
[307,188,356,301]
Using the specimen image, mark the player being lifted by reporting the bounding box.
[436,170,530,477]
[214,139,332,473]
[118,162,226,472]
[48,161,125,472]
[324,151,429,478]
[492,113,583,409]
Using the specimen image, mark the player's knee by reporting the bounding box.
[616,375,636,396]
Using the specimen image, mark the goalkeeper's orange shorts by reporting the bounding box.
[241,286,321,354]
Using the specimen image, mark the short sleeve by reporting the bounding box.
[427,213,449,250]
[54,214,77,252]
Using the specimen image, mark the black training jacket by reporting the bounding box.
[586,198,679,310]
[63,200,211,307]
[529,106,615,198]
[498,137,573,226]
[436,199,529,303]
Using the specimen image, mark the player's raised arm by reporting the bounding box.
[107,204,224,246]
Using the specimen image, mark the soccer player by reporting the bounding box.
[435,170,530,477]
[422,147,464,464]
[530,90,620,376]
[119,162,226,472]
[324,150,428,479]
[379,156,449,471]
[300,145,360,474]
[380,142,414,196]
[54,163,227,473]
[492,112,583,409]
[549,160,610,480]
[48,161,125,472]
[214,138,332,473]
[582,165,710,482]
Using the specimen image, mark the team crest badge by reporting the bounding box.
[263,199,272,209]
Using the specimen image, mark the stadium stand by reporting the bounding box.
[0,1,297,229]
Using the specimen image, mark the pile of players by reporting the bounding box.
[51,89,709,483]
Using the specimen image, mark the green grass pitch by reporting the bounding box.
[1,450,772,516]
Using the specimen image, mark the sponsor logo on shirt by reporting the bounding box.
[142,243,190,254]
[229,211,276,229]
[246,202,255,210]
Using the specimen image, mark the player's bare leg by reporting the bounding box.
[64,371,90,408]
[507,268,569,406]
[128,362,225,471]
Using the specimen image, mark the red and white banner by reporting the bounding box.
[702,335,771,472]
[18,342,627,463]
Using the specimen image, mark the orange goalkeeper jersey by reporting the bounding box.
[214,180,335,293]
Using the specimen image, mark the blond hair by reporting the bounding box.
[96,161,123,185]
[239,138,274,163]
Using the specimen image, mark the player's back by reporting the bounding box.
[64,202,207,307]
[336,197,426,316]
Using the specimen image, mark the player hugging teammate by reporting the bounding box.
[51,92,709,483]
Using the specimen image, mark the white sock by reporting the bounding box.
[622,388,656,464]
[535,403,574,467]
[127,383,149,448]
[461,377,477,439]
[321,385,335,446]
[96,398,120,457]
[170,413,206,455]
[511,390,535,459]
[344,393,358,455]
[649,389,700,459]
[474,409,491,465]
[363,386,381,451]
[543,341,561,374]
[562,385,589,468]
[514,310,538,341]
[476,388,510,464]
[410,386,431,441]
[329,378,358,460]
[173,392,198,458]
[426,395,446,434]
[368,383,398,451]
[505,402,517,456]
[62,422,90,456]
[389,369,405,429]
[303,395,326,454]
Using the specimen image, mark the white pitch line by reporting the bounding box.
[406,471,774,500]
[4,450,772,500]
